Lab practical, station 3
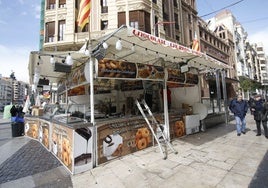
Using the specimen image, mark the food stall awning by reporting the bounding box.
[90,26,231,70]
[28,25,231,84]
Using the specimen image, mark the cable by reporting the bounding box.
[200,0,245,18]
[241,16,268,24]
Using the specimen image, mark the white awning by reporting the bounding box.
[28,25,231,84]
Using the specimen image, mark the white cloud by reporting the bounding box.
[248,27,268,55]
[0,44,31,83]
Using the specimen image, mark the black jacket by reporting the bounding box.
[250,99,268,121]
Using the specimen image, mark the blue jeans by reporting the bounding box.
[235,116,246,134]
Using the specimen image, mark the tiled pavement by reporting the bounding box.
[0,114,268,188]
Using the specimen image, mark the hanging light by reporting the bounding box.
[102,42,108,49]
[50,55,55,64]
[116,38,122,50]
[66,53,73,65]
[85,49,90,56]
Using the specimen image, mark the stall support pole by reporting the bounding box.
[163,68,170,141]
[221,70,228,125]
[89,57,96,168]
[215,69,222,112]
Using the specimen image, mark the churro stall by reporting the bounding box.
[27,25,230,173]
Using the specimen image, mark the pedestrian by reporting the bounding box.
[229,94,248,136]
[249,94,268,138]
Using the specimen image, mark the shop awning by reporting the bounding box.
[90,26,231,70]
[28,25,231,84]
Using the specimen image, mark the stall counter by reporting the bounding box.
[24,115,93,174]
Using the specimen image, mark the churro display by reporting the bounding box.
[24,118,39,139]
[51,123,73,171]
[97,117,153,164]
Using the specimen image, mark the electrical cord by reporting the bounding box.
[200,0,245,18]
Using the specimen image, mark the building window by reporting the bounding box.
[59,0,66,8]
[101,0,108,13]
[173,0,178,7]
[47,0,55,10]
[101,20,108,30]
[45,21,55,42]
[189,29,192,43]
[174,13,179,29]
[153,0,157,4]
[58,20,65,41]
[188,14,192,23]
[130,21,139,29]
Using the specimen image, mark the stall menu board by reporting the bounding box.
[51,123,74,172]
[167,68,185,83]
[97,59,137,79]
[68,85,86,96]
[97,118,152,164]
[136,63,164,80]
[67,64,87,87]
[185,73,199,85]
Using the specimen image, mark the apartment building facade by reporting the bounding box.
[41,0,200,52]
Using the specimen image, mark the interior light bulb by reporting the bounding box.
[102,42,108,49]
[85,49,90,56]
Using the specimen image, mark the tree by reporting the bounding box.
[10,71,16,80]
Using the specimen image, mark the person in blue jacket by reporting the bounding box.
[250,94,268,138]
[229,94,248,136]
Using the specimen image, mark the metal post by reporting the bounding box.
[215,69,222,112]
[163,68,170,141]
[221,69,228,125]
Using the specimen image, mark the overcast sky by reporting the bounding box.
[0,0,267,83]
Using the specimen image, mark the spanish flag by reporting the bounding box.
[77,0,91,30]
[192,32,200,52]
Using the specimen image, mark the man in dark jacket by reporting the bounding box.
[250,94,268,138]
[229,94,248,136]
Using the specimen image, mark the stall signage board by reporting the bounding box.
[39,119,51,151]
[24,117,40,140]
[97,118,153,164]
[185,73,199,85]
[51,123,74,172]
[67,64,87,87]
[167,69,185,83]
[97,59,137,79]
[136,63,164,80]
[73,127,93,174]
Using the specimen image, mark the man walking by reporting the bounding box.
[229,94,248,136]
[250,94,268,138]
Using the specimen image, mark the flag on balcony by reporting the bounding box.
[77,0,91,30]
[192,31,200,52]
